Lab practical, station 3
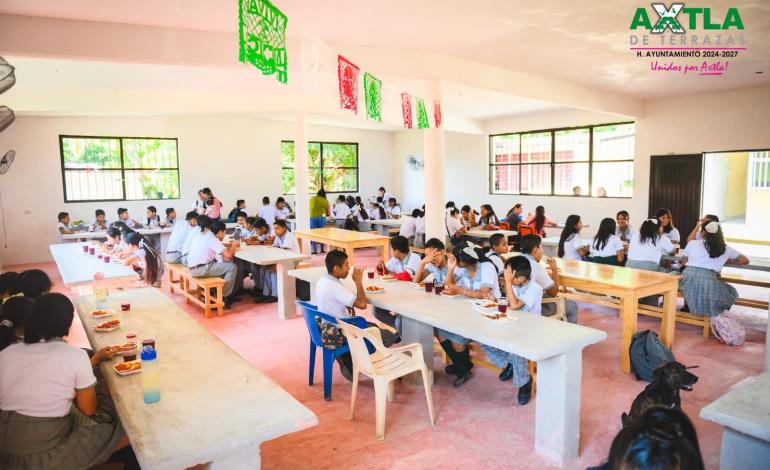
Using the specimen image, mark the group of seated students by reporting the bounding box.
[0,270,136,468]
[57,206,176,239]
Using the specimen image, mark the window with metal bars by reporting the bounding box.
[749,150,770,189]
[281,141,359,195]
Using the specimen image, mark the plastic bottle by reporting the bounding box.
[141,346,161,404]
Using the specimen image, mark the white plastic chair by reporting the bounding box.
[542,295,568,322]
[336,321,436,440]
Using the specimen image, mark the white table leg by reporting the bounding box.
[276,262,298,320]
[160,232,170,262]
[400,316,434,386]
[535,349,582,465]
[209,442,261,469]
[719,427,770,470]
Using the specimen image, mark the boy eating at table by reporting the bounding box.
[256,220,300,304]
[372,236,420,333]
[164,208,177,226]
[186,220,241,309]
[117,208,140,229]
[519,234,578,323]
[89,209,109,232]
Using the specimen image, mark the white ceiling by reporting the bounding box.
[1,0,768,98]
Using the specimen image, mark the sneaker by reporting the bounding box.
[517,376,533,405]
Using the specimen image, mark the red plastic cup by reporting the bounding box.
[104,255,111,263]
[434,283,444,295]
[120,303,131,311]
[82,244,89,253]
[142,337,155,350]
[123,352,137,362]
[376,265,384,276]
[97,254,103,260]
[367,271,374,279]
[424,282,433,293]
[497,303,508,314]
[89,247,95,255]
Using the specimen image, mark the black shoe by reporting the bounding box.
[453,371,472,387]
[335,356,353,382]
[498,363,513,381]
[517,376,533,405]
[255,296,277,304]
[227,295,242,302]
[224,298,233,309]
[236,288,251,295]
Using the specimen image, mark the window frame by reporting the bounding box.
[281,140,360,195]
[59,134,181,203]
[489,121,635,199]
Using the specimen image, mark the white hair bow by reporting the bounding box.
[704,221,721,234]
[645,218,659,224]
[463,242,480,260]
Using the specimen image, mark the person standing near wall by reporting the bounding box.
[309,189,330,254]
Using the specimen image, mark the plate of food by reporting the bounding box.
[411,282,426,289]
[381,274,398,282]
[90,308,114,319]
[482,313,508,321]
[365,285,385,294]
[440,291,462,298]
[111,342,137,355]
[114,361,141,376]
[94,319,121,332]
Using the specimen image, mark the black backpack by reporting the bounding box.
[629,330,675,382]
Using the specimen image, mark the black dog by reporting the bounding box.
[622,361,699,426]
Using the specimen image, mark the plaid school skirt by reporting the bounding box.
[679,266,738,317]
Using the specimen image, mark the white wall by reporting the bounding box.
[395,85,770,238]
[0,115,393,265]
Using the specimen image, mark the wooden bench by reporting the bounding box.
[166,263,225,318]
[722,271,770,311]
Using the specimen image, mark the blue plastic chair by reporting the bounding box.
[298,301,368,401]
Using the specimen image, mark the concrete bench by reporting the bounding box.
[166,263,225,318]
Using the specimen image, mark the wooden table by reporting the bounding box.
[294,227,390,264]
[63,227,174,261]
[289,267,606,466]
[235,245,310,319]
[465,228,518,239]
[50,243,137,286]
[73,288,317,469]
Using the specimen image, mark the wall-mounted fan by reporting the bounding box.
[0,57,15,95]
[0,56,16,251]
[407,154,424,172]
[0,150,15,175]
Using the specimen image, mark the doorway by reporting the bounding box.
[649,154,703,247]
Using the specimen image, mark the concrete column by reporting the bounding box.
[423,79,446,243]
[765,290,770,372]
[294,111,310,252]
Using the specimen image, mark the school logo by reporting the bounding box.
[630,4,744,34]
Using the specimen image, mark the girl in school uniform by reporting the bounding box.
[460,205,478,230]
[333,195,352,228]
[0,294,129,469]
[0,296,33,351]
[101,227,123,253]
[370,198,387,220]
[626,219,676,273]
[557,215,588,260]
[122,232,163,287]
[192,189,207,215]
[353,202,371,231]
[616,210,634,242]
[436,241,501,387]
[202,188,222,220]
[414,209,426,248]
[478,204,500,229]
[655,208,680,244]
[445,208,466,248]
[686,214,719,243]
[679,220,749,319]
[398,209,421,245]
[385,198,401,219]
[589,218,626,265]
[523,205,557,237]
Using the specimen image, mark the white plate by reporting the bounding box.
[365,287,386,294]
[439,292,462,298]
[411,282,427,289]
[113,361,142,376]
[111,343,137,356]
[90,308,114,319]
[380,276,398,282]
[94,321,121,332]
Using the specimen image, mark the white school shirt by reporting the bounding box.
[453,261,501,298]
[385,252,421,276]
[272,231,299,252]
[386,206,401,219]
[192,199,206,215]
[121,218,140,229]
[399,217,417,238]
[333,203,352,220]
[276,206,291,220]
[187,231,224,267]
[425,263,449,283]
[353,206,368,222]
[590,235,625,258]
[167,220,193,253]
[164,217,176,226]
[662,227,681,244]
[627,233,675,264]
[89,220,109,232]
[258,205,277,226]
[415,216,426,234]
[56,222,71,240]
[0,341,96,418]
[182,226,202,256]
[316,274,357,319]
[522,254,555,292]
[446,216,463,237]
[616,226,634,241]
[512,281,544,314]
[561,234,587,260]
[145,215,160,228]
[683,239,742,273]
[485,250,505,275]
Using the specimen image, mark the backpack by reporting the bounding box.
[629,330,675,382]
[710,315,745,346]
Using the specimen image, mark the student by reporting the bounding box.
[345,195,356,208]
[686,214,720,243]
[437,241,501,387]
[0,296,32,351]
[164,208,177,226]
[122,232,163,287]
[414,209,426,248]
[445,201,456,217]
[398,209,421,245]
[0,293,129,468]
[616,210,634,242]
[89,209,109,232]
[272,220,298,252]
[679,220,749,318]
[227,199,248,222]
[116,208,140,229]
[558,215,588,260]
[166,210,197,264]
[145,205,161,228]
[589,218,625,265]
[0,271,19,301]
[485,233,508,275]
[309,189,330,254]
[252,218,273,245]
[192,188,207,215]
[478,204,500,229]
[371,236,421,331]
[234,211,248,233]
[56,211,75,240]
[370,197,387,220]
[445,208,466,248]
[9,269,52,299]
[505,203,524,227]
[315,250,397,380]
[377,187,397,205]
[519,235,579,323]
[275,197,292,221]
[572,186,582,196]
[481,256,541,405]
[353,202,371,232]
[102,226,124,253]
[202,188,222,219]
[333,195,352,228]
[414,238,450,284]
[385,198,401,219]
[181,215,210,266]
[186,220,241,308]
[626,219,676,273]
[258,196,277,229]
[460,205,478,229]
[242,216,258,239]
[523,205,557,237]
[656,208,680,244]
[255,220,300,304]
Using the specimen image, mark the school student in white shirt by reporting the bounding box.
[445,208,466,248]
[192,188,207,215]
[333,195,352,228]
[616,210,634,242]
[122,232,163,287]
[181,215,209,266]
[485,233,508,274]
[655,207,681,244]
[398,209,420,245]
[275,197,292,221]
[144,206,161,228]
[186,220,241,308]
[315,250,398,380]
[89,209,109,232]
[164,208,176,226]
[414,238,450,284]
[116,208,140,229]
[557,214,589,260]
[370,198,387,220]
[414,209,426,247]
[56,212,75,241]
[519,234,579,323]
[166,211,197,264]
[372,236,421,333]
[589,217,626,266]
[257,220,299,303]
[385,198,401,219]
[258,196,277,231]
[627,218,676,306]
[686,214,719,243]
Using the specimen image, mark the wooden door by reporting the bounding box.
[649,154,703,247]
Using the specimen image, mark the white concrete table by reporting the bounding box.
[700,373,770,470]
[369,218,403,236]
[289,267,606,466]
[50,243,138,286]
[62,227,174,261]
[465,228,518,239]
[73,287,317,470]
[541,236,593,257]
[235,245,309,319]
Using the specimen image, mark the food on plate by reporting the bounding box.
[483,313,507,320]
[115,361,141,372]
[479,301,498,309]
[113,342,137,353]
[381,274,397,281]
[90,309,112,318]
[365,286,384,292]
[94,319,120,330]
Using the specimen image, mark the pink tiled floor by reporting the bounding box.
[9,251,767,470]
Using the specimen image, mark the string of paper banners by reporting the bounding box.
[237,0,442,129]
